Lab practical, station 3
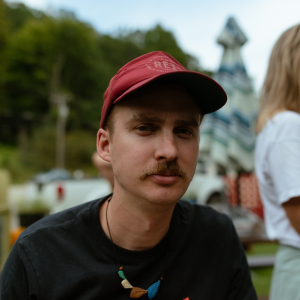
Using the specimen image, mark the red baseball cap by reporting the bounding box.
[100,51,227,128]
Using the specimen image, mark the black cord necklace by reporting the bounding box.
[106,196,170,299]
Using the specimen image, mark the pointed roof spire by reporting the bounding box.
[217,17,247,48]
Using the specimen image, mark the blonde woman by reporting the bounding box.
[255,24,300,300]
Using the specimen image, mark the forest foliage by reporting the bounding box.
[0,1,212,179]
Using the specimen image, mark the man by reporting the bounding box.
[91,152,114,189]
[0,51,257,300]
[82,153,114,203]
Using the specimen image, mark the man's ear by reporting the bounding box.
[96,128,111,163]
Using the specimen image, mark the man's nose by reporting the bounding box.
[154,131,178,161]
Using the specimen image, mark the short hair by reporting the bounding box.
[103,104,119,138]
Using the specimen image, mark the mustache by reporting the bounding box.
[140,160,187,180]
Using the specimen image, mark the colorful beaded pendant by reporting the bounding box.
[106,197,169,299]
[118,267,162,299]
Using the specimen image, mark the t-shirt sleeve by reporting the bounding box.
[226,221,257,300]
[268,139,300,204]
[0,240,39,300]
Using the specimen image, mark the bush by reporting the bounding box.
[0,127,98,182]
[18,127,98,176]
[65,130,97,170]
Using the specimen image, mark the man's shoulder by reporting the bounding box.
[18,197,104,242]
[175,201,239,255]
[177,200,233,231]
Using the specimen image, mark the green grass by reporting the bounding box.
[246,243,278,256]
[250,267,273,297]
[246,243,278,297]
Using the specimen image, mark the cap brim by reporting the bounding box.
[113,70,227,114]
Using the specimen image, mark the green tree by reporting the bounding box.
[0,0,8,121]
[97,34,142,81]
[122,25,202,72]
[20,127,96,172]
[3,16,104,134]
[0,1,8,75]
[97,24,209,82]
[1,4,213,147]
[4,2,48,33]
[0,0,8,50]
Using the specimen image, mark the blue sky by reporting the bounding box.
[6,0,300,91]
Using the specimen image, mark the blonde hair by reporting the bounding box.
[256,24,300,132]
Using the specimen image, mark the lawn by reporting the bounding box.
[251,267,273,297]
[246,243,278,298]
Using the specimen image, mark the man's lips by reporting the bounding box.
[149,174,181,185]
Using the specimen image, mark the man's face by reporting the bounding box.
[102,84,202,206]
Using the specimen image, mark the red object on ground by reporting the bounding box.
[56,182,64,202]
[223,173,264,219]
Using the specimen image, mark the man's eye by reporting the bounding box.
[137,126,151,132]
[177,128,192,134]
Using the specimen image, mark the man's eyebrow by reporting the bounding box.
[127,113,200,127]
[174,118,200,127]
[127,113,164,124]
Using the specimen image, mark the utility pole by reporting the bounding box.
[49,53,71,169]
[51,93,69,169]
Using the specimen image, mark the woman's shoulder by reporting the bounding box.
[265,111,300,139]
[272,110,300,125]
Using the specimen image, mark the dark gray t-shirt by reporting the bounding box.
[0,195,257,300]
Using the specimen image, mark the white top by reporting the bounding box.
[255,111,300,249]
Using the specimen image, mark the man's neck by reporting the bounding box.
[99,191,175,251]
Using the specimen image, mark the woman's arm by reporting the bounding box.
[282,196,300,235]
